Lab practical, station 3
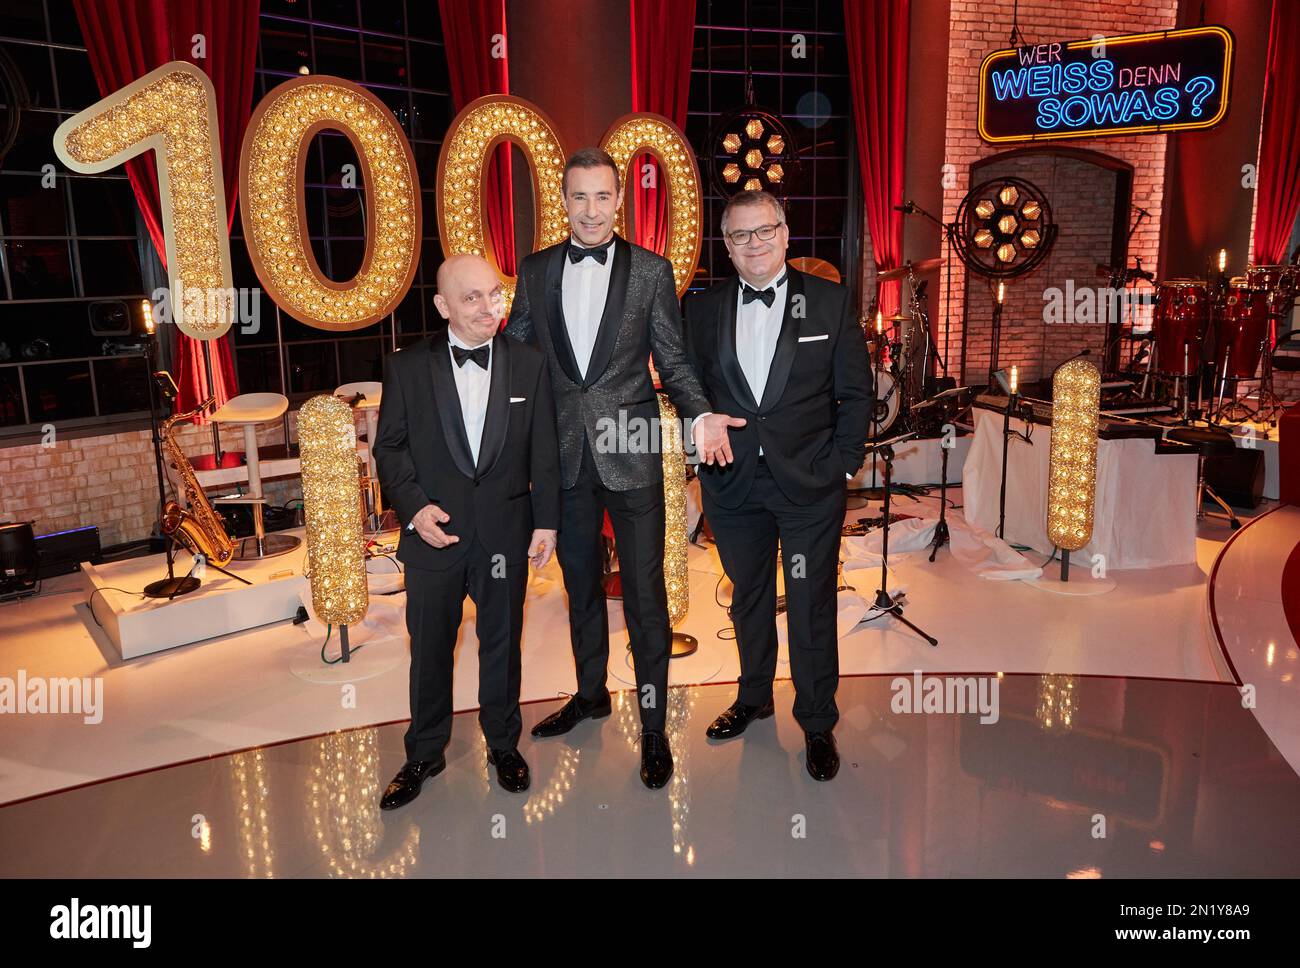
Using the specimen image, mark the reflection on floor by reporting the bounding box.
[2,675,1296,877]
[0,491,1244,805]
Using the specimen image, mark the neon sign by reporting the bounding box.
[978,26,1233,143]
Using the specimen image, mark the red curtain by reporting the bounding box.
[1254,0,1300,265]
[844,0,909,316]
[73,0,258,419]
[439,0,515,276]
[629,0,696,255]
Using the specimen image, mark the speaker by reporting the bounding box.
[1204,447,1266,509]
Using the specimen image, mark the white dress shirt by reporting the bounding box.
[447,328,493,465]
[736,270,787,458]
[561,235,616,378]
[735,269,788,405]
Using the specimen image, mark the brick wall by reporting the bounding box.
[940,0,1180,385]
[1,416,308,549]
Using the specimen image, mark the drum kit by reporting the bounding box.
[864,257,947,436]
[1144,263,1296,423]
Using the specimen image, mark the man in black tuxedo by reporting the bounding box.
[374,254,560,809]
[505,148,744,789]
[684,190,873,781]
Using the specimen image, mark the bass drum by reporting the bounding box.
[870,369,899,434]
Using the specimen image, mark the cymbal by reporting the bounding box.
[877,258,943,282]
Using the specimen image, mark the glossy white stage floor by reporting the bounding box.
[3,675,1298,877]
[1208,504,1300,776]
[0,490,1255,805]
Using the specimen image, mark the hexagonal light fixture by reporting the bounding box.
[952,176,1056,280]
[708,107,798,198]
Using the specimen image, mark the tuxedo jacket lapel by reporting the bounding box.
[581,235,631,388]
[475,332,511,479]
[543,243,583,386]
[428,329,477,481]
[717,276,758,413]
[758,267,803,413]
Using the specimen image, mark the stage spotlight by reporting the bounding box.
[708,106,797,199]
[953,177,1056,280]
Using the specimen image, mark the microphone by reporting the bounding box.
[1049,347,1091,380]
[893,201,916,214]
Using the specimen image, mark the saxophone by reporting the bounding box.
[160,395,236,568]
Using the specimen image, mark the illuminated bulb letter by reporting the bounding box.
[298,394,369,625]
[658,394,690,626]
[600,113,703,297]
[240,76,421,331]
[436,95,569,310]
[53,61,234,340]
[1046,359,1101,552]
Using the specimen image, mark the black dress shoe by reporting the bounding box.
[487,747,530,792]
[379,757,446,810]
[640,731,674,789]
[706,698,775,740]
[530,693,612,737]
[804,731,839,781]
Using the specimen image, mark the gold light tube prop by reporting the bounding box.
[298,394,369,655]
[1046,359,1101,581]
[659,393,695,657]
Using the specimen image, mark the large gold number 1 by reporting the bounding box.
[53,62,235,341]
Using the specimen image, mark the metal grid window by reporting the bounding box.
[686,0,860,297]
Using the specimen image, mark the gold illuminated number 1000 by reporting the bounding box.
[53,61,422,337]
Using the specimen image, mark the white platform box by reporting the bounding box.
[82,527,310,660]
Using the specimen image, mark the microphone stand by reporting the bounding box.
[868,432,938,646]
[894,200,953,381]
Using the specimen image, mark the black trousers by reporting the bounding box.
[403,538,527,760]
[556,437,670,733]
[705,461,844,733]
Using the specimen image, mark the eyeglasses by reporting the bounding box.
[726,222,784,246]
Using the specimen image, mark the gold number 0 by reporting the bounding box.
[436,96,703,309]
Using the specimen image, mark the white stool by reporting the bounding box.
[335,381,384,529]
[211,392,301,560]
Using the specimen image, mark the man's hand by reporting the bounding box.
[528,529,557,569]
[693,412,748,466]
[412,504,459,548]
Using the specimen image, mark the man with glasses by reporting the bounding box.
[683,189,873,781]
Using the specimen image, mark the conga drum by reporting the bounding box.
[1153,279,1208,374]
[1217,282,1269,378]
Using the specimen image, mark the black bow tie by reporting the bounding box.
[742,284,776,308]
[451,343,490,370]
[568,239,612,265]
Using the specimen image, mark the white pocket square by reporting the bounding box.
[509,396,526,403]
[798,334,829,342]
